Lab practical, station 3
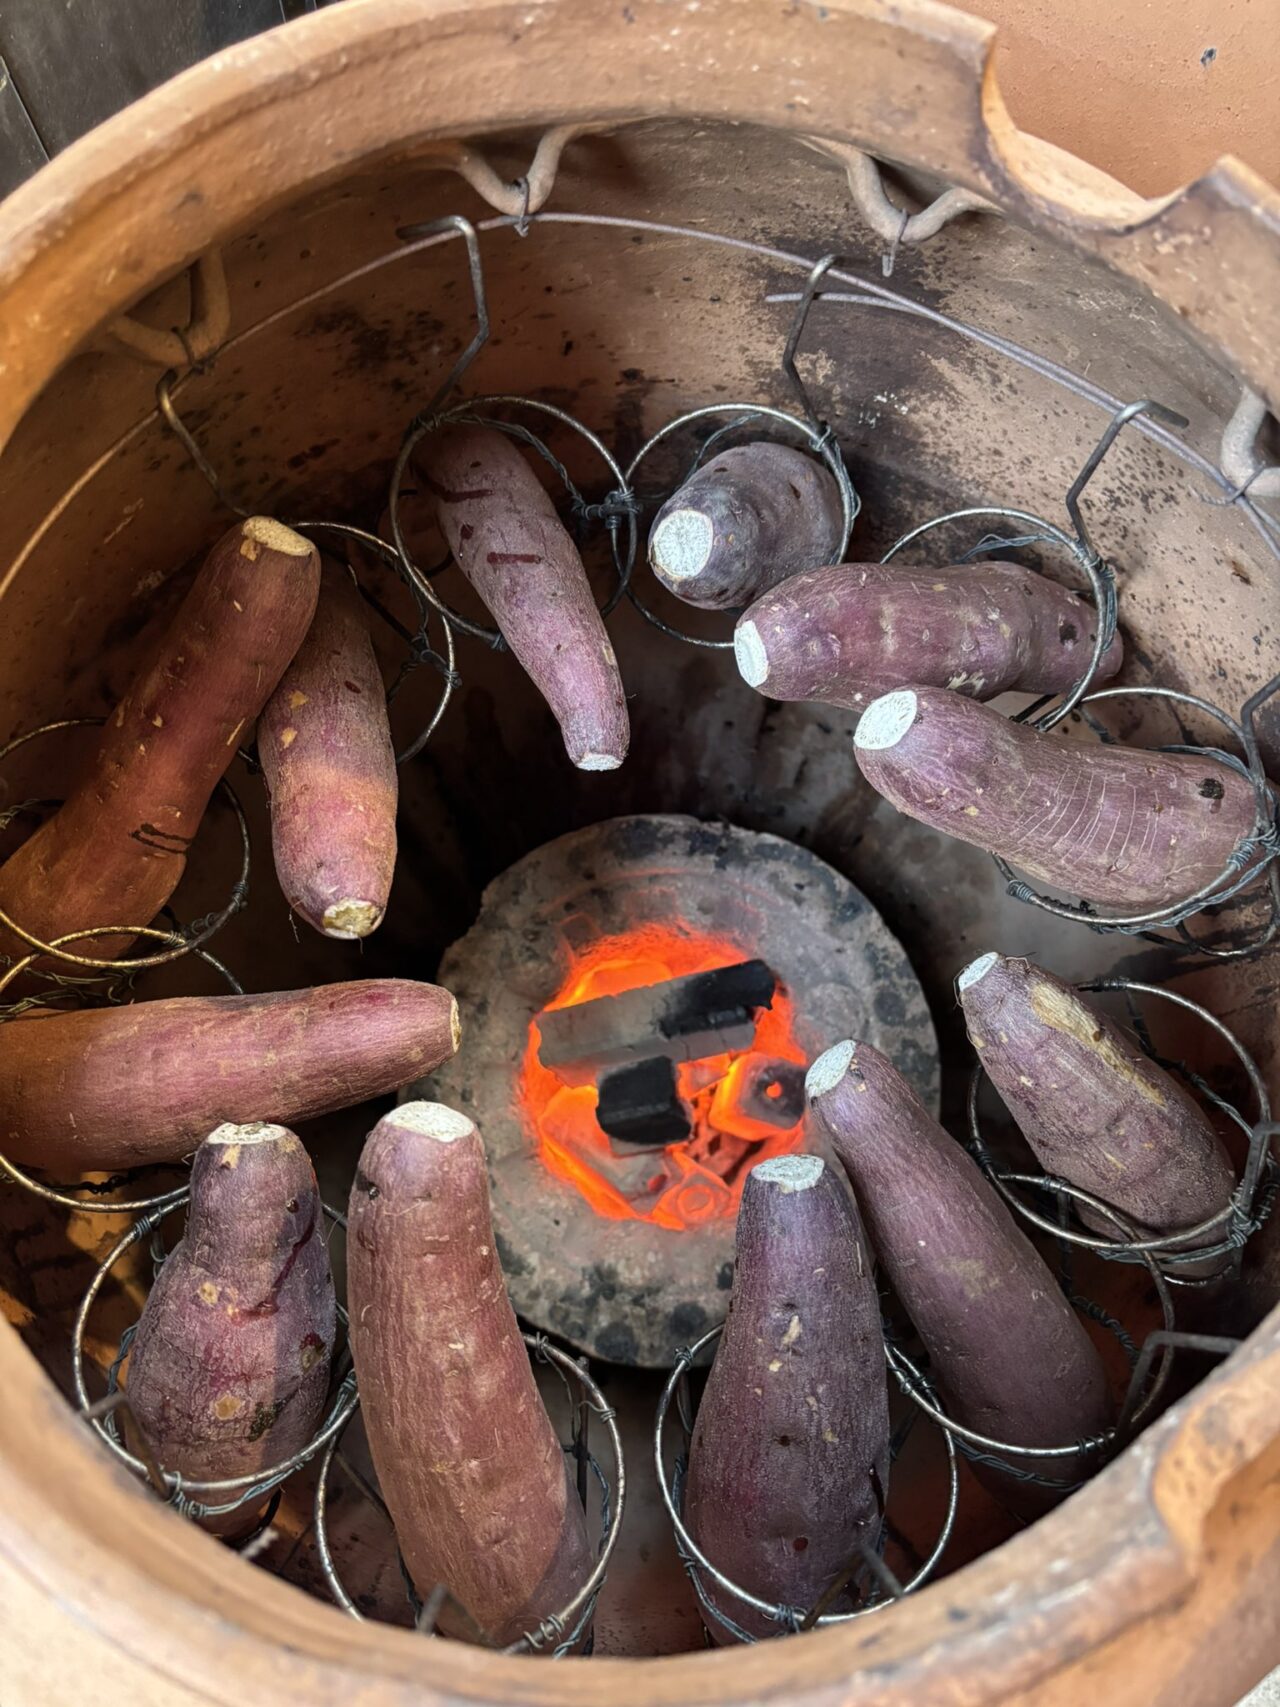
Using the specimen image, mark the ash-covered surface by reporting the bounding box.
[413,814,938,1367]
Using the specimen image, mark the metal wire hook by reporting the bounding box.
[1064,399,1190,564]
[394,214,491,415]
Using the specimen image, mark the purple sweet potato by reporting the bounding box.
[807,1039,1112,1484]
[0,978,459,1175]
[0,517,320,966]
[420,425,629,771]
[958,953,1236,1251]
[853,686,1258,910]
[649,442,844,611]
[683,1153,890,1642]
[124,1121,336,1536]
[348,1102,593,1647]
[259,561,398,939]
[734,560,1123,709]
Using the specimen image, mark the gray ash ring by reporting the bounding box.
[413,814,939,1368]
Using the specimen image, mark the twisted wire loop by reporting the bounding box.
[70,1199,359,1518]
[622,402,859,651]
[104,250,231,373]
[965,975,1274,1293]
[311,1332,625,1655]
[0,721,251,990]
[387,395,639,649]
[0,921,242,1214]
[803,139,998,268]
[1218,389,1280,504]
[993,678,1280,954]
[417,124,616,222]
[653,1326,958,1644]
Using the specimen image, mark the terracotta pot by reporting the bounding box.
[0,2,1277,1703]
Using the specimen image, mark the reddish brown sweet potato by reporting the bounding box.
[420,425,629,771]
[124,1121,335,1536]
[684,1154,889,1642]
[853,686,1258,910]
[958,953,1236,1250]
[734,561,1123,709]
[0,517,320,965]
[259,561,397,939]
[649,442,844,611]
[348,1102,593,1647]
[808,1039,1112,1487]
[0,978,459,1175]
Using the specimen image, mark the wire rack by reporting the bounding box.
[653,1326,958,1644]
[1,164,1276,1647]
[311,1333,625,1655]
[966,974,1275,1288]
[128,215,1279,960]
[71,1193,357,1527]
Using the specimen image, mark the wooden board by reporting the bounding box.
[0,0,285,156]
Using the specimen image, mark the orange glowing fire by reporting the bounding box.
[518,923,807,1231]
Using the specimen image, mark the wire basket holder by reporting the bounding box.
[887,1176,1178,1495]
[782,256,1280,959]
[311,1334,626,1657]
[0,717,251,998]
[70,1194,357,1524]
[653,1326,959,1644]
[621,403,859,650]
[966,974,1276,1283]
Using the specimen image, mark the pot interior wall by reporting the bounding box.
[0,117,1275,1660]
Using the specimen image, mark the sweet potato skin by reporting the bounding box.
[808,1040,1112,1479]
[853,686,1258,909]
[259,561,398,939]
[958,953,1236,1246]
[0,517,320,964]
[0,979,460,1175]
[348,1103,593,1647]
[684,1154,889,1642]
[420,425,629,771]
[124,1122,336,1536]
[649,442,844,611]
[734,561,1123,709]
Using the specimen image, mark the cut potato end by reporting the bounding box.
[752,1153,825,1192]
[854,688,919,751]
[734,619,769,687]
[650,508,714,580]
[243,515,314,557]
[207,1121,291,1146]
[322,898,384,939]
[957,951,999,992]
[805,1040,856,1100]
[391,1101,475,1143]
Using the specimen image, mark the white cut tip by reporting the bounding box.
[650,509,714,582]
[243,515,313,557]
[449,996,462,1052]
[854,688,918,752]
[734,620,769,687]
[805,1041,856,1100]
[207,1121,290,1146]
[392,1101,475,1143]
[576,751,624,772]
[322,898,384,939]
[957,951,999,993]
[752,1153,825,1192]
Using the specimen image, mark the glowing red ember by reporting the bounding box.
[519,923,807,1229]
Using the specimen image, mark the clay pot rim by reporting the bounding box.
[0,1,1277,1700]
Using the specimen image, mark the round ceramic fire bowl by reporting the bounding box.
[418,815,938,1367]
